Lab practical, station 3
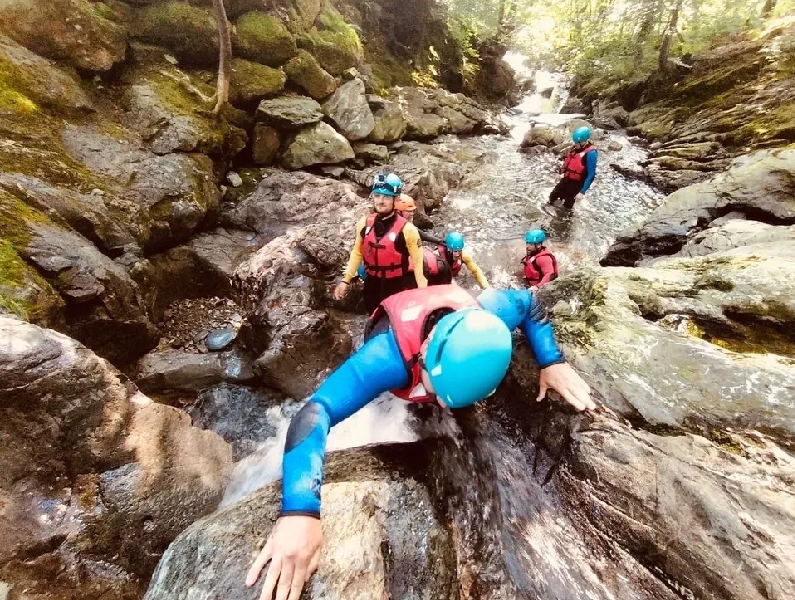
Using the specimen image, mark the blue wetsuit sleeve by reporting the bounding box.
[280,330,409,516]
[580,150,598,193]
[477,288,565,368]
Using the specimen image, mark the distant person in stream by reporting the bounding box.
[245,284,595,600]
[547,126,597,210]
[522,229,558,291]
[333,173,427,314]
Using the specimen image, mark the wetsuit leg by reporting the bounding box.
[363,276,382,315]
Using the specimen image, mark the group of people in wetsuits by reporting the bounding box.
[244,126,599,600]
[333,172,490,314]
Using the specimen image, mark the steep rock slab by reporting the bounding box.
[322,79,375,141]
[603,147,795,266]
[0,190,157,364]
[0,316,233,600]
[675,219,795,259]
[281,122,355,169]
[0,0,127,71]
[145,444,457,600]
[228,172,365,396]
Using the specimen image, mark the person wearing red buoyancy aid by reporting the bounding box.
[334,173,428,314]
[548,126,598,210]
[245,284,595,600]
[521,229,558,291]
[406,231,490,289]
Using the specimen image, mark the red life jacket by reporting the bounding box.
[522,248,558,286]
[366,284,479,402]
[439,246,463,276]
[408,247,442,276]
[361,213,410,278]
[563,144,595,182]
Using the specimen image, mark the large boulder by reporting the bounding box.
[135,348,258,395]
[367,97,407,143]
[227,172,365,396]
[230,58,286,104]
[322,79,375,141]
[120,65,232,156]
[145,443,457,600]
[61,126,222,254]
[390,87,449,139]
[256,95,323,128]
[0,316,232,600]
[603,148,795,266]
[233,11,297,67]
[676,219,795,259]
[281,122,355,169]
[0,0,127,71]
[0,190,158,364]
[132,1,218,66]
[284,49,337,100]
[297,5,363,76]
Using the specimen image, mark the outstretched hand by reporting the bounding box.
[537,363,595,411]
[246,515,323,600]
[333,281,349,301]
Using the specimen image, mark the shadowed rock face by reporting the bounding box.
[0,316,233,600]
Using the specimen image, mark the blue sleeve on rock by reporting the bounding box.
[280,330,409,515]
[477,288,565,368]
[580,150,598,193]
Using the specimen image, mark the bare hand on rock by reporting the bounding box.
[537,363,595,411]
[246,515,323,600]
[333,282,349,301]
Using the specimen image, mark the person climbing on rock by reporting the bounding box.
[521,229,558,291]
[547,126,597,210]
[334,173,427,314]
[421,231,489,289]
[245,283,595,600]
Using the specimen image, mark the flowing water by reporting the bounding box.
[220,73,665,517]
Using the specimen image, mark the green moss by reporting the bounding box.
[707,429,747,457]
[283,49,336,99]
[134,1,218,65]
[230,58,286,103]
[0,190,51,247]
[234,11,297,67]
[298,5,362,76]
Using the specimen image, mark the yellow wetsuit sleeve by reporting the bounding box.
[462,250,489,289]
[342,216,367,283]
[403,223,428,288]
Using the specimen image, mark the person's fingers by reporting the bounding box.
[260,555,282,600]
[307,549,321,575]
[274,561,295,600]
[536,380,548,402]
[558,385,587,411]
[287,567,308,600]
[246,537,274,587]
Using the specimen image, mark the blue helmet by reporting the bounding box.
[445,231,465,252]
[572,126,591,143]
[372,172,403,197]
[525,229,545,244]
[424,308,513,409]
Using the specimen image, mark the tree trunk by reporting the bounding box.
[212,0,232,115]
[761,0,777,18]
[658,0,682,72]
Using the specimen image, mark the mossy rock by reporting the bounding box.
[133,1,218,66]
[0,192,64,323]
[298,5,362,76]
[233,11,297,67]
[284,49,336,100]
[0,0,127,72]
[230,58,286,104]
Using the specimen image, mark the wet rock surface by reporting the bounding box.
[0,316,232,600]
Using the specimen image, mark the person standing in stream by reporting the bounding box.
[245,283,595,600]
[521,229,558,291]
[547,126,598,210]
[333,173,427,314]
